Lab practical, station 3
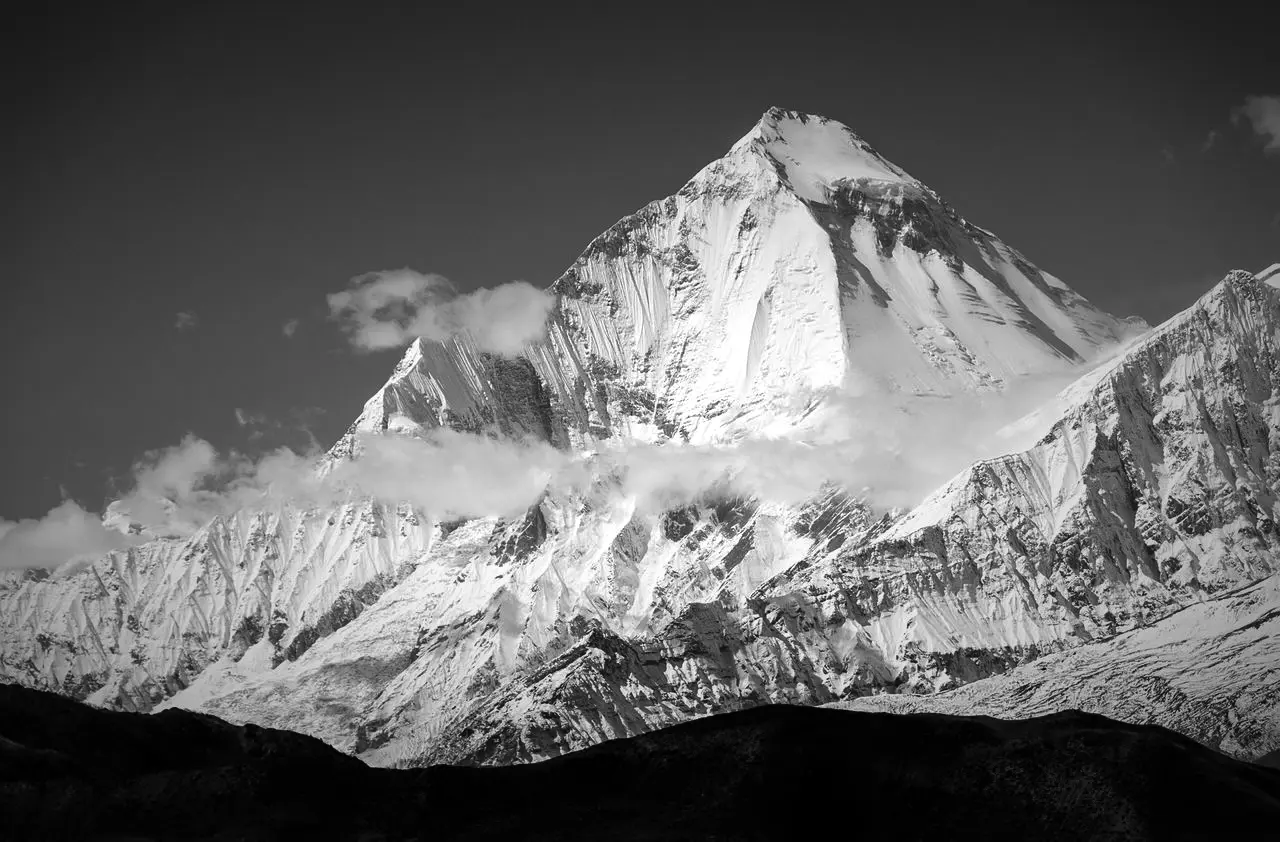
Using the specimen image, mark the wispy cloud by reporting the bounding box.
[0,501,135,570]
[327,269,557,355]
[1201,129,1220,153]
[282,318,300,338]
[174,311,199,330]
[1232,94,1280,155]
[1160,146,1176,167]
[234,408,266,428]
[2,344,1128,570]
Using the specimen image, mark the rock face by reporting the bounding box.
[1,107,1275,772]
[4,685,1279,842]
[831,572,1280,762]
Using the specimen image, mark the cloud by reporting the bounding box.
[332,364,1101,518]
[1232,94,1280,154]
[1201,129,1220,153]
[114,436,232,534]
[0,439,322,568]
[234,408,266,428]
[4,337,1137,569]
[282,318,300,338]
[330,430,575,519]
[0,501,136,570]
[174,311,199,330]
[327,269,557,355]
[1160,146,1176,167]
[593,378,1087,516]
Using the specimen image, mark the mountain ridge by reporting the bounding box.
[5,683,1279,841]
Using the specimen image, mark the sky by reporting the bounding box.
[1,1,1277,520]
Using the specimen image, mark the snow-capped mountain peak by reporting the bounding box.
[23,110,1268,776]
[735,107,918,201]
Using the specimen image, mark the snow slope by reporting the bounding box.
[830,573,1280,761]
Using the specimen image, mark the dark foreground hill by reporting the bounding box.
[2,684,1277,841]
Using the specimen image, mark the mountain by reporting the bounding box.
[337,107,1140,458]
[5,685,1278,842]
[3,109,1275,773]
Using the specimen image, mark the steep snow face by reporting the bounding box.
[0,501,434,711]
[767,271,1280,679]
[327,337,563,457]
[539,107,1141,443]
[831,572,1280,762]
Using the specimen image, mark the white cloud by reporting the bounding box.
[174,311,199,330]
[114,436,232,534]
[0,501,136,570]
[4,341,1132,569]
[330,430,575,519]
[282,318,300,338]
[327,269,557,355]
[234,408,266,428]
[1232,94,1280,154]
[1201,129,1220,153]
[111,436,322,537]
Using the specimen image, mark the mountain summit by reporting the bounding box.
[737,107,920,198]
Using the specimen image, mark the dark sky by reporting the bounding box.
[2,2,1277,520]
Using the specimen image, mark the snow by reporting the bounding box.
[831,573,1280,761]
[740,107,916,201]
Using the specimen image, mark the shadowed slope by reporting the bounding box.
[2,685,1277,841]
